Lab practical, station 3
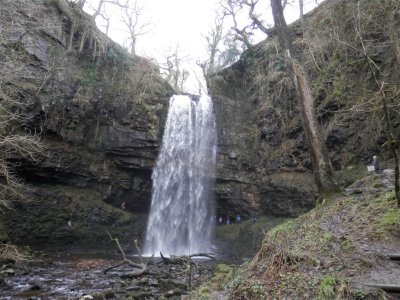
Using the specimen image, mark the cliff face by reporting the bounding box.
[0,0,173,246]
[210,61,317,218]
[1,0,399,247]
[210,0,400,217]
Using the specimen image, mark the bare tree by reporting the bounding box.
[120,0,151,57]
[220,0,254,49]
[88,0,128,22]
[158,46,190,93]
[204,14,227,75]
[77,1,151,56]
[270,0,339,197]
[243,0,273,35]
[278,0,320,23]
[299,0,304,21]
[91,0,109,20]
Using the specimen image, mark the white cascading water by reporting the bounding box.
[143,94,217,256]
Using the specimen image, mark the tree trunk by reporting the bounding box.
[388,0,400,65]
[291,62,339,195]
[299,0,304,21]
[270,0,339,197]
[131,37,136,57]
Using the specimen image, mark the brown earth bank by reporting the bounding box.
[194,170,400,299]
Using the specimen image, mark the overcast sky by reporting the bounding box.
[85,0,324,93]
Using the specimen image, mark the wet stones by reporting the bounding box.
[0,268,15,276]
[113,275,189,299]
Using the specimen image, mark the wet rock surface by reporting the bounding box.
[0,0,172,245]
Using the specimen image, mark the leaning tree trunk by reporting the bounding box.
[270,0,339,197]
[291,63,339,195]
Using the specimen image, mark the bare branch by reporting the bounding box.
[220,0,253,49]
[243,0,273,35]
[104,231,155,276]
[120,0,151,56]
[157,45,190,92]
[204,14,227,74]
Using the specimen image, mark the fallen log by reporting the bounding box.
[364,283,400,292]
[103,233,215,281]
[386,254,400,261]
[160,252,215,265]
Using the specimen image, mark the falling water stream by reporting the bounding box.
[143,94,217,256]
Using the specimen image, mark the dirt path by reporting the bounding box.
[323,170,400,298]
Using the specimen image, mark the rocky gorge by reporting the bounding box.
[0,0,399,298]
[1,0,399,250]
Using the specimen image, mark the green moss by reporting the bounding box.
[106,46,131,67]
[334,165,369,187]
[196,286,211,299]
[340,236,355,252]
[350,290,368,300]
[227,275,267,300]
[317,276,337,300]
[55,185,133,224]
[249,280,266,297]
[363,191,398,238]
[268,219,295,240]
[379,206,400,235]
[193,264,238,299]
[81,64,98,88]
[214,264,232,274]
[376,191,396,204]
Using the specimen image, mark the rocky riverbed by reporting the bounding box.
[0,250,216,300]
[0,216,290,299]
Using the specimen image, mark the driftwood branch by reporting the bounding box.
[160,252,215,265]
[364,283,400,292]
[387,253,400,261]
[160,252,216,276]
[103,231,154,277]
[104,231,215,281]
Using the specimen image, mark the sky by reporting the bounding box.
[84,0,324,93]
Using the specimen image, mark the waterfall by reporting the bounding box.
[143,94,217,256]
